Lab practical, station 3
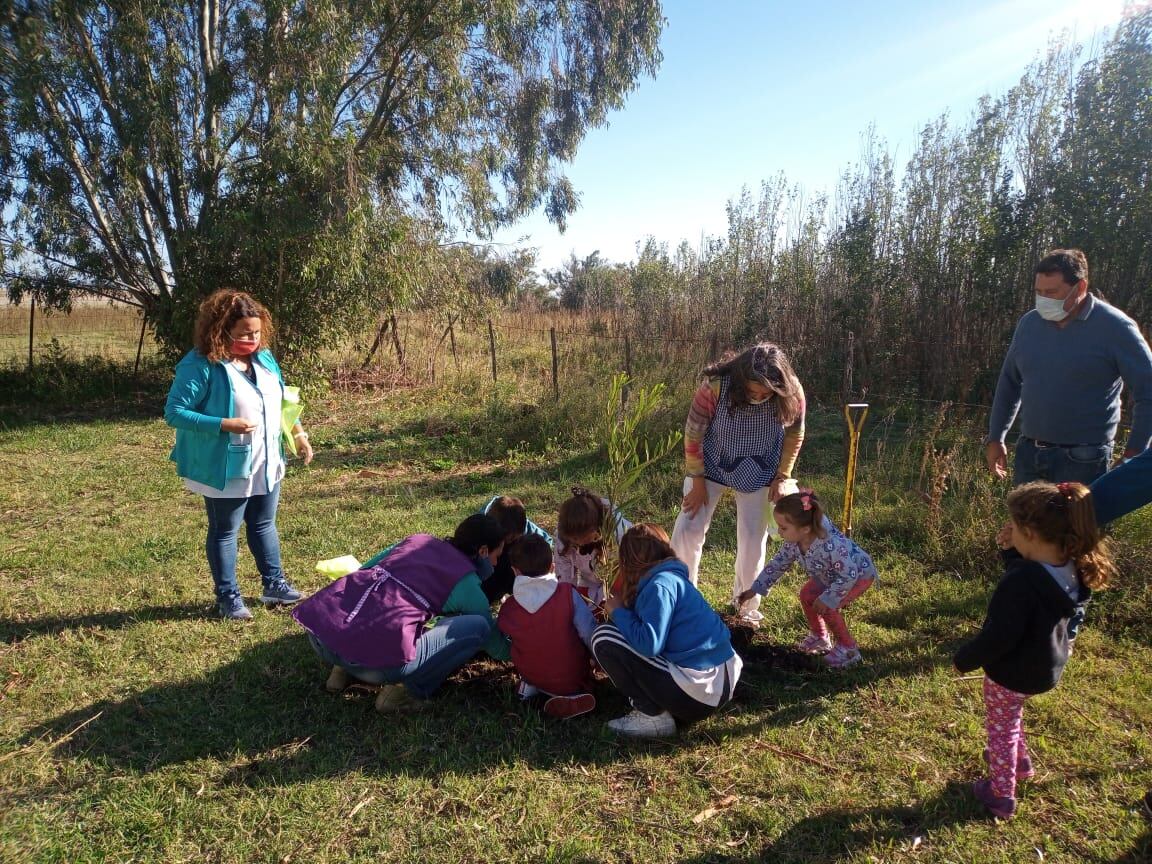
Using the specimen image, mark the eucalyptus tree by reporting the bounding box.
[0,0,662,358]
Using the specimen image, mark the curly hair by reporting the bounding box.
[193,289,275,362]
[616,523,679,608]
[1007,481,1114,590]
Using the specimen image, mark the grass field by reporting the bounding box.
[1,353,1150,863]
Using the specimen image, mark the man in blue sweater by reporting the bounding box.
[985,249,1152,485]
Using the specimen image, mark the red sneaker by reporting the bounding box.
[543,693,597,719]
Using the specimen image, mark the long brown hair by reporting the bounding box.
[1007,481,1114,590]
[617,523,679,607]
[193,289,275,362]
[557,487,608,563]
[702,342,804,425]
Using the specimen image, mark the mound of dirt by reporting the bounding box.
[721,613,822,673]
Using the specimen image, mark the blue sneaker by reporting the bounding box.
[218,594,253,621]
[260,580,303,606]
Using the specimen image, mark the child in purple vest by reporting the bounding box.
[498,534,597,718]
[294,514,510,713]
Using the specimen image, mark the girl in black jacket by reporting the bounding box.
[954,481,1114,819]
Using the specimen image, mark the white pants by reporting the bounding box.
[670,477,776,622]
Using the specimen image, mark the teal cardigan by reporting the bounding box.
[164,348,284,490]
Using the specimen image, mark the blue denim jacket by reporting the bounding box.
[164,348,284,490]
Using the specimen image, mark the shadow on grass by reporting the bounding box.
[0,358,170,429]
[1,602,210,643]
[15,581,974,791]
[20,631,646,787]
[1114,806,1151,864]
[676,781,982,864]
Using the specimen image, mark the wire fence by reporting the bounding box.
[5,300,1136,440]
[0,299,155,370]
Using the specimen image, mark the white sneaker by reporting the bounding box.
[824,644,863,668]
[606,709,677,738]
[796,633,834,654]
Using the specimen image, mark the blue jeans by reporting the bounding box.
[1090,448,1152,525]
[307,614,492,698]
[203,482,283,599]
[1013,436,1111,487]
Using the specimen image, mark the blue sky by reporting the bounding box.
[488,0,1128,273]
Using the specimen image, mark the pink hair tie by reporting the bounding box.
[798,488,815,511]
[1056,482,1075,497]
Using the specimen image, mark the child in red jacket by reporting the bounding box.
[498,534,597,718]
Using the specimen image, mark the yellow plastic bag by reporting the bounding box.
[316,555,362,580]
[281,386,304,455]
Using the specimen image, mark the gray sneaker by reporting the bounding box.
[260,580,302,605]
[218,594,253,621]
[606,708,677,738]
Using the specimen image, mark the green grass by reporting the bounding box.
[1,367,1150,864]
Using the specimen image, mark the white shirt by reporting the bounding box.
[185,360,285,499]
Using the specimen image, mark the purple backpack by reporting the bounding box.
[293,534,476,668]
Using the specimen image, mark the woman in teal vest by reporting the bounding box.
[164,290,314,620]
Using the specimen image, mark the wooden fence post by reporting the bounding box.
[133,314,147,375]
[550,327,559,400]
[487,318,497,382]
[27,295,35,371]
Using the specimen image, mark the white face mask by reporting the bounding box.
[1035,292,1072,322]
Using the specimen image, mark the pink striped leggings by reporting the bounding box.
[799,577,873,649]
[983,676,1031,799]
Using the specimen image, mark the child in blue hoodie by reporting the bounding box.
[592,523,742,738]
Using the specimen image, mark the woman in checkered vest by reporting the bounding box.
[670,343,806,627]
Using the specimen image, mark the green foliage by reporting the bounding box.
[0,0,663,361]
[506,18,1152,410]
[596,372,680,576]
[1,386,1150,862]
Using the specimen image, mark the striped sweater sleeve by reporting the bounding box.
[776,386,806,479]
[683,379,720,477]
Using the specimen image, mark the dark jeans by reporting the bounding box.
[591,623,731,723]
[1013,435,1111,487]
[203,482,283,599]
[307,614,492,698]
[1090,448,1152,525]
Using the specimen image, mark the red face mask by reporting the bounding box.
[230,339,259,356]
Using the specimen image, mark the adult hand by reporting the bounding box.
[297,435,314,465]
[769,475,788,502]
[682,477,707,517]
[221,417,258,434]
[602,592,623,615]
[984,440,1008,479]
